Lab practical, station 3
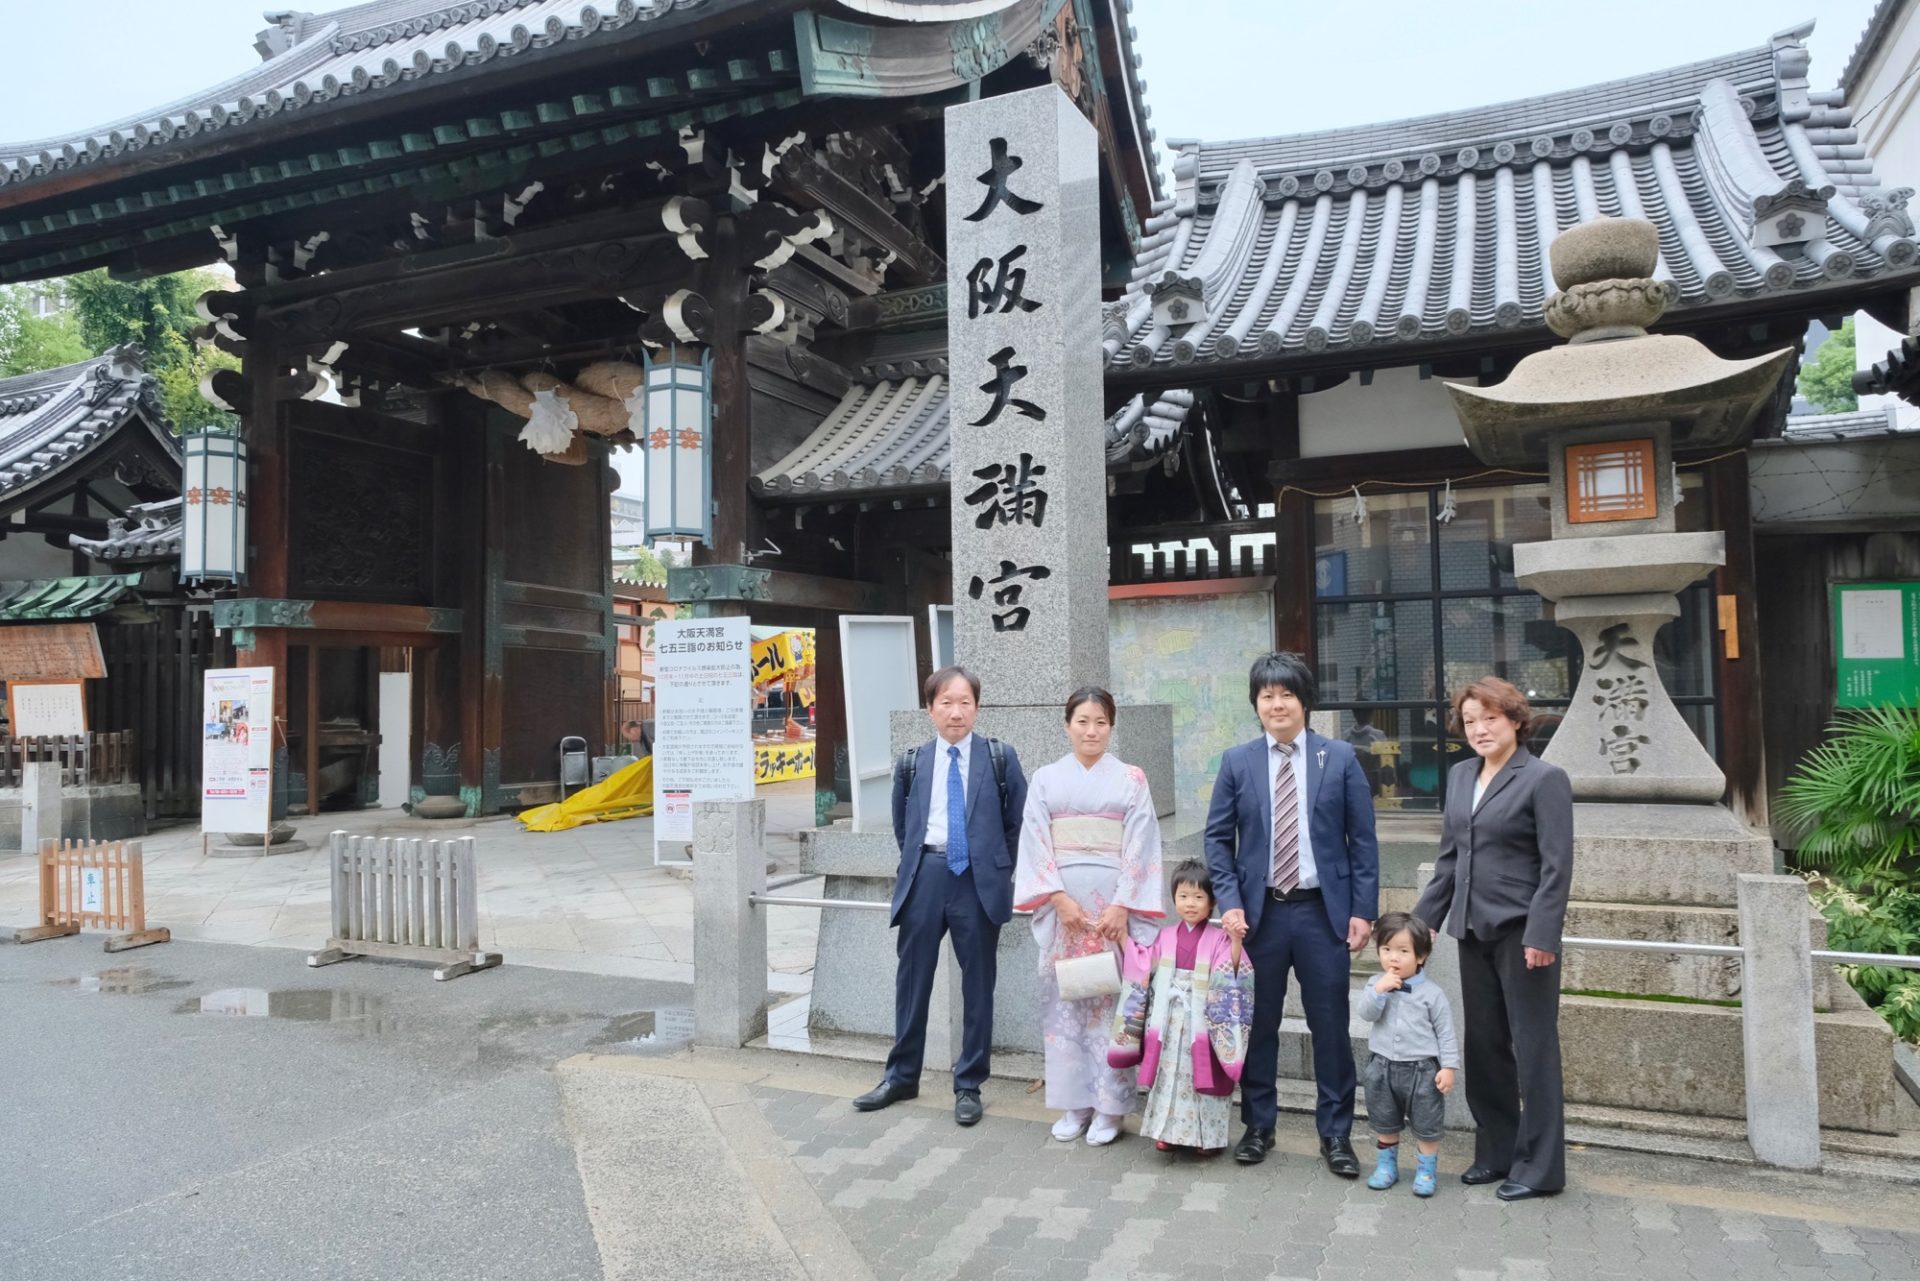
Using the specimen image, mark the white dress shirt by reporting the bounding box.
[924,733,972,848]
[1265,731,1320,889]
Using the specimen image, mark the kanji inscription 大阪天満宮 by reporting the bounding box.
[943,86,1108,703]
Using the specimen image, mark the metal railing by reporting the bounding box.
[747,901,1920,971]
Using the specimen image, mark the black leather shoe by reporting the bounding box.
[1496,1180,1558,1202]
[954,1089,984,1126]
[851,1080,918,1112]
[1460,1164,1509,1185]
[1321,1135,1361,1178]
[1232,1127,1275,1164]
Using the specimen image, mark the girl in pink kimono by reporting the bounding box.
[1014,686,1164,1147]
[1123,861,1245,1154]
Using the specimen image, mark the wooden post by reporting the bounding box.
[1707,451,1767,829]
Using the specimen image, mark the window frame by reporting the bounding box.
[1309,480,1721,810]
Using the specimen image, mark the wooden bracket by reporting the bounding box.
[1717,593,1741,660]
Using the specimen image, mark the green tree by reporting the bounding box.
[63,267,239,432]
[1797,317,1859,413]
[617,545,669,586]
[6,308,92,375]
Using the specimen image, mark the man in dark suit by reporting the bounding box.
[1206,652,1379,1176]
[852,665,1027,1127]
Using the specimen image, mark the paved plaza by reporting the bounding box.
[0,781,824,984]
[3,937,1917,1281]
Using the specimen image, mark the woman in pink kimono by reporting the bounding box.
[1015,686,1164,1146]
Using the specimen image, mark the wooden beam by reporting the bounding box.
[770,149,944,286]
[1707,451,1767,829]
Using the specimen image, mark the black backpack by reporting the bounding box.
[896,737,1011,819]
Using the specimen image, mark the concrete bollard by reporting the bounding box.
[20,758,61,854]
[1414,862,1475,1133]
[692,799,769,1048]
[1736,873,1822,1169]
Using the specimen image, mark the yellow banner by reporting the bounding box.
[754,740,816,784]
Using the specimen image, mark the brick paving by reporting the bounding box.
[752,1085,1920,1281]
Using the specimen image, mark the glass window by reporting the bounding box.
[1311,480,1720,812]
[1315,600,1435,703]
[1438,485,1553,590]
[1314,491,1431,597]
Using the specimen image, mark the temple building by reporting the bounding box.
[1,8,1915,833]
[1097,21,1920,829]
[0,347,221,825]
[0,0,1168,817]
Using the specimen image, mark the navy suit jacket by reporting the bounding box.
[1203,730,1380,937]
[890,733,1027,927]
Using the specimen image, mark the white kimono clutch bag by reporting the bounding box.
[1055,949,1122,1001]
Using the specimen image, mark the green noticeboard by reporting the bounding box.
[1833,582,1920,707]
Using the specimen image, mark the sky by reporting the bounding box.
[0,0,1888,497]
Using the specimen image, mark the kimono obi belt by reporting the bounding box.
[1048,814,1125,857]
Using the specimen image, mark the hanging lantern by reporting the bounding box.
[181,431,249,583]
[640,343,713,543]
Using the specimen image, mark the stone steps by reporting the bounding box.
[1270,985,1897,1135]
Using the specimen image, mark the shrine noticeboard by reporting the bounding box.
[1832,582,1920,707]
[651,617,752,864]
[0,623,105,681]
[201,666,275,834]
[7,680,88,735]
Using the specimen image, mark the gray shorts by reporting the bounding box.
[1364,1052,1446,1141]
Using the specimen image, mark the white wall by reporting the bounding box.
[1849,3,1920,430]
[0,530,82,580]
[1297,365,1468,457]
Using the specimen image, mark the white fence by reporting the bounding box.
[308,832,501,981]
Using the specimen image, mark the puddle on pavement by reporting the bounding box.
[47,967,192,995]
[591,1007,696,1056]
[173,987,401,1034]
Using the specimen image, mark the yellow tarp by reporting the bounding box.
[516,755,654,832]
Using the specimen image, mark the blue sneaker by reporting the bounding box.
[1366,1145,1399,1190]
[1413,1152,1438,1197]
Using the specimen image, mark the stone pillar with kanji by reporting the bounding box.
[946,85,1109,705]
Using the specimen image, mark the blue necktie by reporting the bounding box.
[946,744,970,876]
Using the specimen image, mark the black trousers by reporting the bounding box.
[1459,927,1566,1191]
[884,855,1000,1093]
[1240,895,1355,1138]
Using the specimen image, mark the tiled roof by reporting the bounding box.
[1781,405,1908,439]
[0,574,144,621]
[751,359,1194,497]
[69,499,184,565]
[0,0,713,188]
[1856,333,1920,407]
[0,348,176,503]
[1107,25,1920,377]
[1840,0,1908,93]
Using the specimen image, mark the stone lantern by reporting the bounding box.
[1446,217,1793,801]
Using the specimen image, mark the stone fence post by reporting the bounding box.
[20,758,62,853]
[1415,862,1475,1133]
[1736,873,1822,1169]
[693,799,768,1049]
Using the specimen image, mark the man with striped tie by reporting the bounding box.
[1205,652,1379,1176]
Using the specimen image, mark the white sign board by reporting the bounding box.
[201,666,275,835]
[1840,588,1905,660]
[927,604,954,671]
[8,680,87,735]
[80,867,104,914]
[652,616,752,864]
[840,616,921,834]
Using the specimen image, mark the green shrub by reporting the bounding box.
[1810,878,1920,1043]
[1777,702,1920,888]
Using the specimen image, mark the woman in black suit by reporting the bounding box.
[1413,676,1573,1200]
